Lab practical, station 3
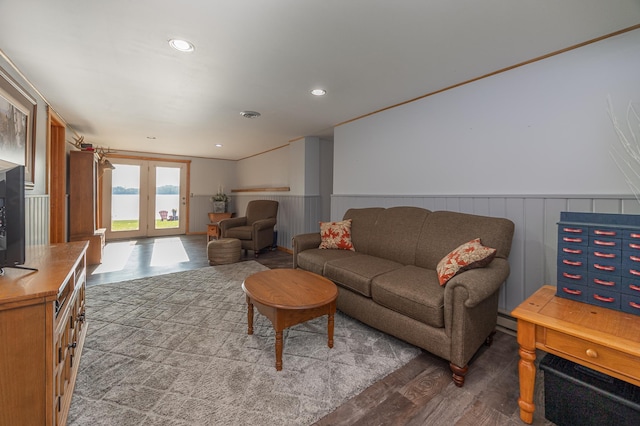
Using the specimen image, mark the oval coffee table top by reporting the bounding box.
[242,269,337,310]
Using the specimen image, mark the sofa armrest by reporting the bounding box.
[220,216,247,234]
[252,218,277,232]
[444,258,510,308]
[444,257,511,367]
[292,233,322,268]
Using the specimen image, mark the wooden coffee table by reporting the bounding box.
[242,269,338,371]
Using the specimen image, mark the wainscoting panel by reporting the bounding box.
[25,194,49,246]
[331,194,640,317]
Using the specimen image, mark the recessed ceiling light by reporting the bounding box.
[169,38,195,52]
[240,111,261,119]
[215,144,223,147]
[311,89,326,96]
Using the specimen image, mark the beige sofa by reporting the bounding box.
[292,206,514,386]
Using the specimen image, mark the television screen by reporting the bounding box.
[0,160,26,270]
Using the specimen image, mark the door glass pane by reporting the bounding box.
[110,164,141,232]
[155,166,180,230]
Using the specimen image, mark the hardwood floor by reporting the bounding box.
[87,234,553,425]
[87,233,293,286]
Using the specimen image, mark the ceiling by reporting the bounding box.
[1,1,639,161]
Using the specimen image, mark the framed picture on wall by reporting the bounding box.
[0,65,37,188]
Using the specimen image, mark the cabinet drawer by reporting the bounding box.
[589,226,621,238]
[544,329,639,376]
[557,265,588,286]
[588,246,621,262]
[589,235,621,249]
[588,272,622,291]
[558,244,586,257]
[621,279,640,296]
[559,234,588,246]
[621,229,640,241]
[556,283,588,302]
[557,256,586,270]
[622,250,640,271]
[587,287,621,310]
[588,260,620,276]
[621,294,640,316]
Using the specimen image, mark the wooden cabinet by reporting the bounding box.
[512,285,640,424]
[69,150,105,265]
[0,242,88,426]
[207,212,233,241]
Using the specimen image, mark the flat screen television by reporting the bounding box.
[0,160,26,273]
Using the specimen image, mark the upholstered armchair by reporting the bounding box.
[219,200,278,257]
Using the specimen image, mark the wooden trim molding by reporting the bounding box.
[231,187,290,193]
[47,106,67,244]
[107,153,191,164]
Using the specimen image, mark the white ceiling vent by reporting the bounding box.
[240,111,261,119]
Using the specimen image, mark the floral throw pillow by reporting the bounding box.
[436,238,496,285]
[319,219,355,251]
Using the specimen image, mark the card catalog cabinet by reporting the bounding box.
[557,212,640,315]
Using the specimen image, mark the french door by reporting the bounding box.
[102,158,187,239]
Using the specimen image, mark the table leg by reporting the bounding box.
[246,295,254,335]
[275,330,283,371]
[327,310,335,348]
[517,320,536,424]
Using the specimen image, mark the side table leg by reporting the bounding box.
[517,320,536,424]
[246,295,254,335]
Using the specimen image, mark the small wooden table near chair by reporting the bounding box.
[207,212,234,241]
[220,200,278,257]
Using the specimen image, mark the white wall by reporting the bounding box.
[188,156,237,196]
[334,29,640,196]
[235,146,290,191]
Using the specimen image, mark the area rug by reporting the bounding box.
[68,261,421,426]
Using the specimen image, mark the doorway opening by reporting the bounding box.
[102,157,189,240]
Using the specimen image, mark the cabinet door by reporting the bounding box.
[0,304,47,425]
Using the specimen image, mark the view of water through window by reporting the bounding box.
[110,164,181,232]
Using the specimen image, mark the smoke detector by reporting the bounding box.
[240,110,261,119]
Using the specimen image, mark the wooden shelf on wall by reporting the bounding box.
[231,187,290,193]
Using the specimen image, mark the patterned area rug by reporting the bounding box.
[69,261,421,425]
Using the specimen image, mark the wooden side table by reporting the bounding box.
[207,212,233,241]
[511,285,640,424]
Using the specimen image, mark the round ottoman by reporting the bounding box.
[207,238,242,265]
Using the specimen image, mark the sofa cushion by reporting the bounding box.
[319,219,355,251]
[436,238,497,285]
[343,208,385,255]
[223,225,253,240]
[416,211,514,270]
[371,265,445,328]
[366,206,431,265]
[325,254,403,297]
[297,248,360,276]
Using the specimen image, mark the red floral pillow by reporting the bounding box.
[436,238,496,285]
[319,219,355,251]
